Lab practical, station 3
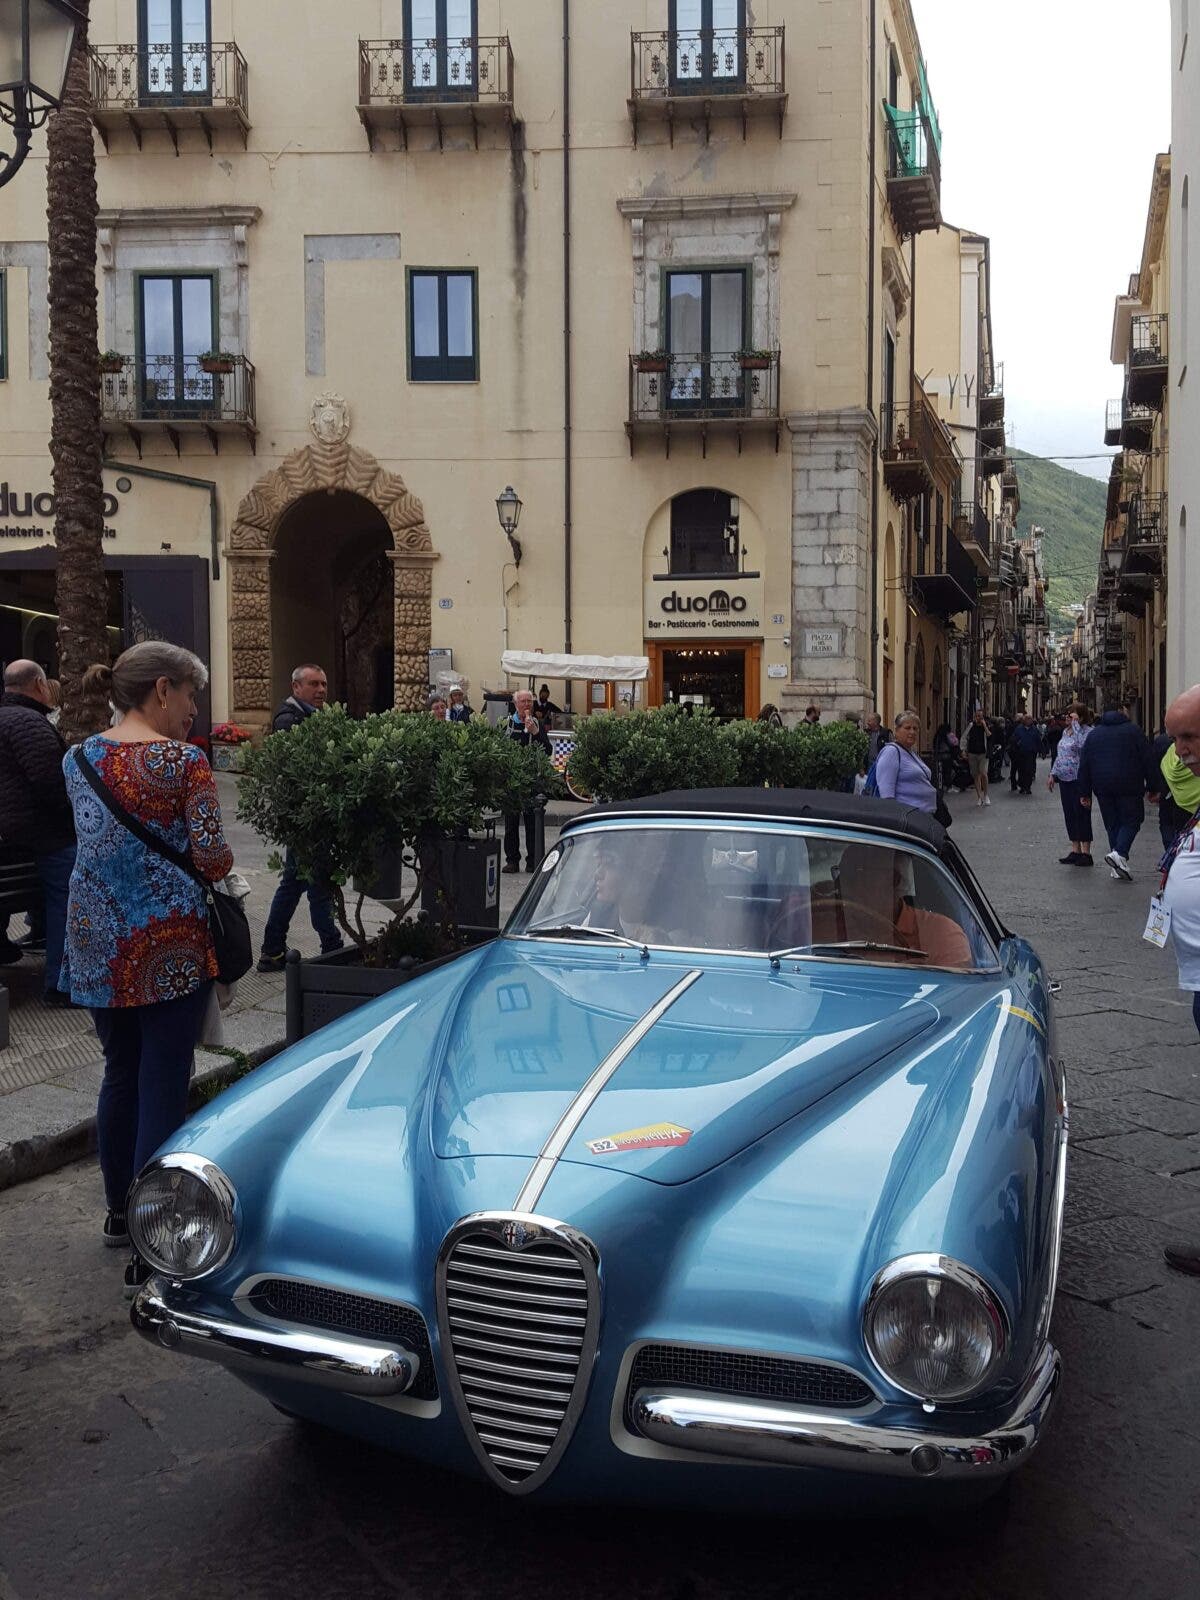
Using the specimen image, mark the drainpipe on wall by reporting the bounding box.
[905,230,918,710]
[101,457,221,581]
[867,0,879,705]
[561,0,574,710]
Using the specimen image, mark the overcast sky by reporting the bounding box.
[913,0,1172,481]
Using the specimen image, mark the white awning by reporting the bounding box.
[501,651,650,683]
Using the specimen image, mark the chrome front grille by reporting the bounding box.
[437,1216,600,1494]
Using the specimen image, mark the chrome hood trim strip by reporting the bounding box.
[512,967,703,1212]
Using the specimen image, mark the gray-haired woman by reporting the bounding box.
[873,711,940,814]
[61,642,233,1295]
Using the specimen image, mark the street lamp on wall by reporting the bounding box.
[1102,545,1124,575]
[496,484,523,567]
[0,0,84,188]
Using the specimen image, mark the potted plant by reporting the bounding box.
[238,707,554,1041]
[738,348,773,371]
[209,720,253,772]
[634,349,669,373]
[98,350,124,374]
[199,349,238,375]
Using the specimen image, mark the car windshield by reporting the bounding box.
[507,824,997,971]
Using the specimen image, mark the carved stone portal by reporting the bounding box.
[228,440,437,725]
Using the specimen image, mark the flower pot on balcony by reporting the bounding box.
[738,354,771,371]
[200,357,236,376]
[635,355,668,374]
[98,355,124,374]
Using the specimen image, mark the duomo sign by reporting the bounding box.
[644,575,764,636]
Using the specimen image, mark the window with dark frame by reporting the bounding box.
[666,267,746,413]
[408,270,478,382]
[405,0,477,97]
[669,489,740,576]
[670,0,746,90]
[138,0,212,104]
[137,272,217,414]
[881,327,896,446]
[0,270,7,383]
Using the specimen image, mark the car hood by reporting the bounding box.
[430,944,941,1184]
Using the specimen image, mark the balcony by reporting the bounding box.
[1001,467,1020,512]
[912,531,978,618]
[100,354,257,457]
[1128,313,1168,408]
[884,108,942,236]
[1124,492,1166,577]
[357,37,515,150]
[627,351,780,456]
[953,498,992,574]
[978,441,1007,480]
[1120,383,1156,451]
[88,43,249,152]
[628,27,786,146]
[979,379,1005,430]
[1104,399,1123,448]
[880,385,956,501]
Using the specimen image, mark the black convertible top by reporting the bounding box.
[575,788,950,856]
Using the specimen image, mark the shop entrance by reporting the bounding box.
[647,640,760,721]
[271,490,395,717]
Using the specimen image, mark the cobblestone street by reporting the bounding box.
[0,775,1197,1600]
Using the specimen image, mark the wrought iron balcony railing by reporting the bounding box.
[100,354,257,455]
[627,351,780,450]
[880,386,957,501]
[884,108,942,235]
[88,42,249,150]
[952,499,992,570]
[357,36,514,147]
[1128,313,1168,408]
[629,27,786,143]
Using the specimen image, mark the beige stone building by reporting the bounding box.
[0,1,953,736]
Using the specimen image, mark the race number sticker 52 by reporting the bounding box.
[585,1122,693,1155]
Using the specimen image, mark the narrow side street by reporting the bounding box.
[0,780,1197,1600]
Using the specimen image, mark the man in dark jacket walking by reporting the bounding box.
[257,664,344,971]
[1008,713,1042,795]
[0,661,76,1003]
[1077,704,1152,880]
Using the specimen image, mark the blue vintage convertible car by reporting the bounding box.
[130,789,1066,1507]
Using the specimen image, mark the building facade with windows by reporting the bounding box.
[0,0,955,734]
[1170,0,1198,699]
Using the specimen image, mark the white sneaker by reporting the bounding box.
[1109,867,1121,880]
[1105,850,1133,881]
[977,796,984,807]
[983,795,991,806]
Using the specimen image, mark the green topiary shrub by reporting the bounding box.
[567,707,867,801]
[239,706,553,949]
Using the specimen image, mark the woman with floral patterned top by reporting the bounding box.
[62,642,234,1294]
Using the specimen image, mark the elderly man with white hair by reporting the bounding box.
[1157,684,1200,1276]
[503,689,551,874]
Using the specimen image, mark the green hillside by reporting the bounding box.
[1009,449,1108,622]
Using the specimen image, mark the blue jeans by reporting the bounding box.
[34,844,75,997]
[262,848,341,955]
[93,983,212,1208]
[1096,793,1144,860]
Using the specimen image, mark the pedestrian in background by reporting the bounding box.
[963,710,991,808]
[757,703,784,729]
[1009,713,1042,796]
[865,711,890,765]
[1155,686,1200,1276]
[61,643,233,1296]
[426,692,449,720]
[1047,704,1094,866]
[1077,700,1152,881]
[503,689,551,874]
[0,660,77,1004]
[535,684,562,731]
[874,710,939,815]
[446,685,473,724]
[804,704,821,725]
[257,664,343,972]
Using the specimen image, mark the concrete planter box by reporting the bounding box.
[284,931,495,1045]
[210,741,249,773]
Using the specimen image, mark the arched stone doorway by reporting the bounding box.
[227,438,437,730]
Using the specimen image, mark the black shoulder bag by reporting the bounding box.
[72,747,253,985]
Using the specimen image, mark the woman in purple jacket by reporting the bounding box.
[874,710,939,813]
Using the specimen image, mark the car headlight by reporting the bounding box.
[128,1154,237,1280]
[863,1254,1007,1403]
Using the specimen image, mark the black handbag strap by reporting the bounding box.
[72,746,212,899]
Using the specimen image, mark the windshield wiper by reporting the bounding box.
[527,924,650,957]
[769,940,929,966]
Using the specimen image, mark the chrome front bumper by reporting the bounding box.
[632,1343,1060,1479]
[131,1278,418,1398]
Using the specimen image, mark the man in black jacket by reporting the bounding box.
[0,661,76,1003]
[257,664,344,971]
[1077,703,1152,880]
[503,690,551,873]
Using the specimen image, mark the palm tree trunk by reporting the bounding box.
[47,7,110,743]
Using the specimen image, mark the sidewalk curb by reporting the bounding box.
[0,1037,285,1194]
